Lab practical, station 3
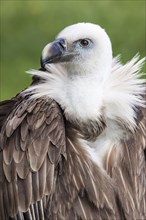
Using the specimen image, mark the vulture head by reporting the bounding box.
[41,23,112,82]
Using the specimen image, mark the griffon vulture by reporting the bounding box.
[0,23,146,220]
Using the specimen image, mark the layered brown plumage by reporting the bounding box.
[0,91,145,220]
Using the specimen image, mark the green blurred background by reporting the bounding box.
[0,0,145,101]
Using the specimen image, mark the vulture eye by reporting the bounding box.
[79,39,90,47]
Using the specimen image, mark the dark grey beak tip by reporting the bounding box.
[40,56,46,70]
[40,38,67,69]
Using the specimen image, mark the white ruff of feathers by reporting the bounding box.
[24,55,145,168]
[25,55,145,129]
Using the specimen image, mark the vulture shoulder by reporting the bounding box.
[0,98,18,130]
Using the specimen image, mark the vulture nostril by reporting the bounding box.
[59,42,65,50]
[57,38,67,50]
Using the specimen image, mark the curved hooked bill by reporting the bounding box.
[40,38,74,70]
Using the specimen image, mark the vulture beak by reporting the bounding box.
[41,38,73,69]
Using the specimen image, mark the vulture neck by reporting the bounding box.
[63,73,107,140]
[63,73,105,122]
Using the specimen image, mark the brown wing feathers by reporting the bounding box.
[0,95,66,219]
[111,106,146,220]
